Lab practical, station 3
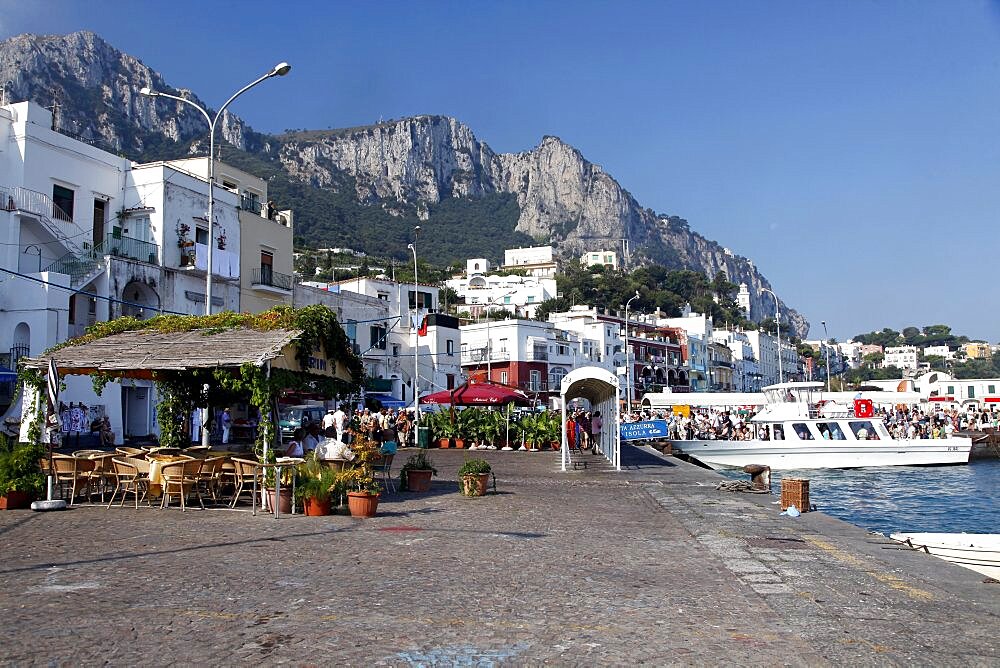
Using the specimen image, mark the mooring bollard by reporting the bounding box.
[742,464,771,492]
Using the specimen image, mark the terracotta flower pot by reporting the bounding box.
[405,469,433,493]
[302,496,331,516]
[437,438,451,449]
[453,438,466,449]
[266,487,293,514]
[0,491,30,510]
[347,491,379,518]
[461,473,491,497]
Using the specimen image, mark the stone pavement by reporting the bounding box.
[1,445,997,666]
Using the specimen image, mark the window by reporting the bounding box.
[527,295,535,303]
[376,292,389,301]
[849,421,878,440]
[68,294,77,325]
[529,370,541,391]
[499,337,507,353]
[499,371,508,384]
[446,340,454,356]
[369,325,387,350]
[446,374,456,390]
[503,295,511,304]
[549,367,567,387]
[947,385,955,395]
[791,423,814,440]
[52,184,74,221]
[196,226,208,245]
[408,290,433,309]
[968,386,975,399]
[989,385,996,394]
[817,422,846,440]
[391,344,400,357]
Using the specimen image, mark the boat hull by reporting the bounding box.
[673,438,972,470]
[890,533,1000,580]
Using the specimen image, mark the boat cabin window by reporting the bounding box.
[817,422,846,440]
[772,424,784,440]
[791,423,814,440]
[849,421,879,440]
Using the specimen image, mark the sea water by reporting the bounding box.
[719,460,1000,536]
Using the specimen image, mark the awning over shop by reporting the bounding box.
[21,328,303,378]
[367,393,407,409]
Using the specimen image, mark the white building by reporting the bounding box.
[713,329,760,392]
[445,256,557,319]
[0,100,291,442]
[657,307,714,391]
[579,249,619,271]
[502,245,558,278]
[922,345,955,361]
[883,345,919,371]
[306,277,462,405]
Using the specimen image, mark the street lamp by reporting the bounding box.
[140,62,291,315]
[408,225,420,441]
[485,290,516,381]
[821,320,832,393]
[760,288,783,384]
[624,290,640,412]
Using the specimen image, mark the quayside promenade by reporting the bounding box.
[1,447,997,666]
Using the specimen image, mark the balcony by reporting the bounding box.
[365,377,394,393]
[461,347,510,364]
[98,233,160,265]
[251,267,293,293]
[526,348,548,361]
[518,381,550,393]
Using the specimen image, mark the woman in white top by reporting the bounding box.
[284,428,305,457]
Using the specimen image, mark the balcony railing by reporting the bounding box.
[251,267,293,291]
[518,381,549,393]
[526,349,548,361]
[461,347,511,364]
[97,233,160,265]
[0,185,72,222]
[240,195,263,215]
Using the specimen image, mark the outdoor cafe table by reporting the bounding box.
[248,457,303,518]
[146,454,191,496]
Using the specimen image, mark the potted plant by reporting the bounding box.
[0,435,45,510]
[399,451,437,492]
[295,454,336,516]
[344,433,381,517]
[427,410,457,448]
[458,458,492,497]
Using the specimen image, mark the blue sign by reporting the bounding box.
[619,420,669,441]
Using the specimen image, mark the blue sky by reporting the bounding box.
[3,1,1000,342]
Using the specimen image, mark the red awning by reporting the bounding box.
[984,397,1000,403]
[928,396,955,402]
[421,381,532,406]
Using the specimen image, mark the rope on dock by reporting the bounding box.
[715,480,771,494]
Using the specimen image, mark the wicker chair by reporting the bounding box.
[84,453,116,503]
[159,458,204,511]
[107,457,150,509]
[116,447,145,457]
[51,454,92,505]
[229,457,260,508]
[195,456,226,502]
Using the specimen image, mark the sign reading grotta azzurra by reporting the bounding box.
[619,420,669,441]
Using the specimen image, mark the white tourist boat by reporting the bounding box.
[672,382,973,470]
[890,533,1000,580]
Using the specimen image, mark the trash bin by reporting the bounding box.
[417,426,431,449]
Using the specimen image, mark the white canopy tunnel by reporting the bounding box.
[560,366,620,471]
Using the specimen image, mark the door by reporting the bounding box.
[124,386,151,438]
[92,200,106,248]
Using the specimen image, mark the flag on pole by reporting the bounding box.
[45,358,61,436]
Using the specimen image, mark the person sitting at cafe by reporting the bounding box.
[315,427,354,461]
[100,416,115,446]
[285,428,305,457]
[302,423,320,453]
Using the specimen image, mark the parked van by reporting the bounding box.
[279,404,325,440]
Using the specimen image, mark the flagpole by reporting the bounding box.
[32,359,67,510]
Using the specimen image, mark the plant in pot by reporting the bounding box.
[428,410,457,448]
[0,435,45,510]
[294,454,336,516]
[479,408,504,450]
[398,451,437,492]
[457,458,492,497]
[460,407,486,450]
[344,433,381,517]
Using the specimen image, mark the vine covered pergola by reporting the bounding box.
[21,306,363,456]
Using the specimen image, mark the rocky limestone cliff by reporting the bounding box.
[0,31,807,336]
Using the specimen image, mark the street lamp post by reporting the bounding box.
[485,290,516,382]
[821,320,832,393]
[624,291,640,413]
[140,62,291,316]
[408,226,420,442]
[760,288,783,384]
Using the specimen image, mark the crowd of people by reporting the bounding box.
[615,403,1000,442]
[282,406,412,459]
